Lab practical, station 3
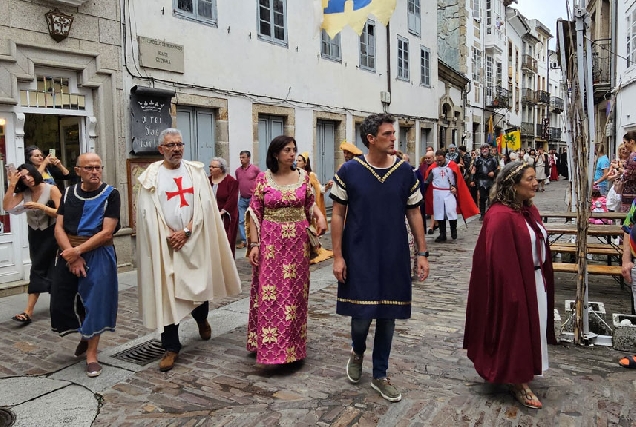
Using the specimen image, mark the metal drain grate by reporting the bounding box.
[111,339,164,366]
[0,407,15,427]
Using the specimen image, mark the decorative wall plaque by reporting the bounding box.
[45,9,74,42]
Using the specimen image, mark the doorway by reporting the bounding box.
[176,107,216,164]
[258,115,284,169]
[316,120,336,208]
[23,114,82,187]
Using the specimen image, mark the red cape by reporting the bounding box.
[424,161,479,219]
[463,203,556,384]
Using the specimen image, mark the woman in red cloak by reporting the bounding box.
[209,157,239,258]
[463,161,556,409]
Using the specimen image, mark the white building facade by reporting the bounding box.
[123,0,439,187]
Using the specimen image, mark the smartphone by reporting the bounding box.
[48,149,56,158]
[5,163,15,174]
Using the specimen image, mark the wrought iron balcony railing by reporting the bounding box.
[521,54,537,74]
[521,122,534,136]
[535,90,550,105]
[521,88,536,105]
[550,97,564,113]
[549,127,562,141]
[592,39,611,86]
[486,86,511,109]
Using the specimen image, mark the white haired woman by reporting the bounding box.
[209,157,239,258]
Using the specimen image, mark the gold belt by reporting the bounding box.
[67,234,113,248]
[263,207,305,223]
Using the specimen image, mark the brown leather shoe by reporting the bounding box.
[198,320,211,341]
[236,241,246,249]
[159,351,178,372]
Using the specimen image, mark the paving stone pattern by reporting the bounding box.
[2,179,636,426]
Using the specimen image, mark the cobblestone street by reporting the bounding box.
[2,179,636,426]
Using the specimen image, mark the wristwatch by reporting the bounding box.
[417,251,429,258]
[183,227,191,238]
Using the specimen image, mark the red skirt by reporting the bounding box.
[550,164,559,181]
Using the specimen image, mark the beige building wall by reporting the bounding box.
[0,0,130,275]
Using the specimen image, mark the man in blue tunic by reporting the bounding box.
[50,153,120,378]
[330,113,430,402]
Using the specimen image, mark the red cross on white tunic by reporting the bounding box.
[166,177,194,207]
[440,169,447,178]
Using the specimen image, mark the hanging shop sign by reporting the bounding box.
[130,86,175,154]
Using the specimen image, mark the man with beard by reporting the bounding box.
[472,144,499,220]
[136,128,241,372]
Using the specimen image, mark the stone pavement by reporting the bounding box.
[1,178,636,426]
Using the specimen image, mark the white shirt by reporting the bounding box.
[157,163,194,231]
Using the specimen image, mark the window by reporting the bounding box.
[486,0,491,33]
[321,30,341,61]
[472,47,482,82]
[174,0,217,25]
[408,0,421,37]
[420,46,430,86]
[496,62,502,86]
[485,55,493,97]
[360,21,376,71]
[397,36,410,81]
[472,0,481,20]
[628,10,636,68]
[258,0,287,45]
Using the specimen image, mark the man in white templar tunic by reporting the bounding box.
[426,150,458,243]
[136,128,241,372]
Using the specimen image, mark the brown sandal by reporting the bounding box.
[510,384,542,409]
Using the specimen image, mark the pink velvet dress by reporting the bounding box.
[246,170,314,364]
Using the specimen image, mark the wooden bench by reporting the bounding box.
[552,263,623,276]
[550,243,622,257]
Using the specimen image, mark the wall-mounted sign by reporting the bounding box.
[138,36,184,74]
[130,86,175,154]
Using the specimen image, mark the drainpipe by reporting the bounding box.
[386,23,392,110]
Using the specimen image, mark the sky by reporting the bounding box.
[513,0,572,48]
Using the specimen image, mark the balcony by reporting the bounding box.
[592,38,611,103]
[521,88,536,105]
[536,123,545,139]
[521,54,537,74]
[486,86,511,109]
[549,127,562,141]
[521,122,534,136]
[550,97,564,113]
[535,90,550,105]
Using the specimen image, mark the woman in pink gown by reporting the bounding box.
[246,136,327,365]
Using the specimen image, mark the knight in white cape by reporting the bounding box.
[136,128,241,371]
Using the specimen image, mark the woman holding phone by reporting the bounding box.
[3,163,61,325]
[25,146,76,188]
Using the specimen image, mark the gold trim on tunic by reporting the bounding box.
[353,157,404,183]
[337,298,411,306]
[264,206,305,223]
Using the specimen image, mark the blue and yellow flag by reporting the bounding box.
[320,0,398,38]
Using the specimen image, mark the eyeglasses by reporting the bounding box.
[80,166,104,172]
[162,142,185,149]
[209,166,221,169]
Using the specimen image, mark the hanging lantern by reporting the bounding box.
[45,9,74,42]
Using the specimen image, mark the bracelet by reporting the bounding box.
[417,251,429,258]
[248,242,259,249]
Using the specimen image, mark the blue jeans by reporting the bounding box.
[351,318,395,379]
[238,196,251,243]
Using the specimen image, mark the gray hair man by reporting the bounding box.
[136,128,241,372]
